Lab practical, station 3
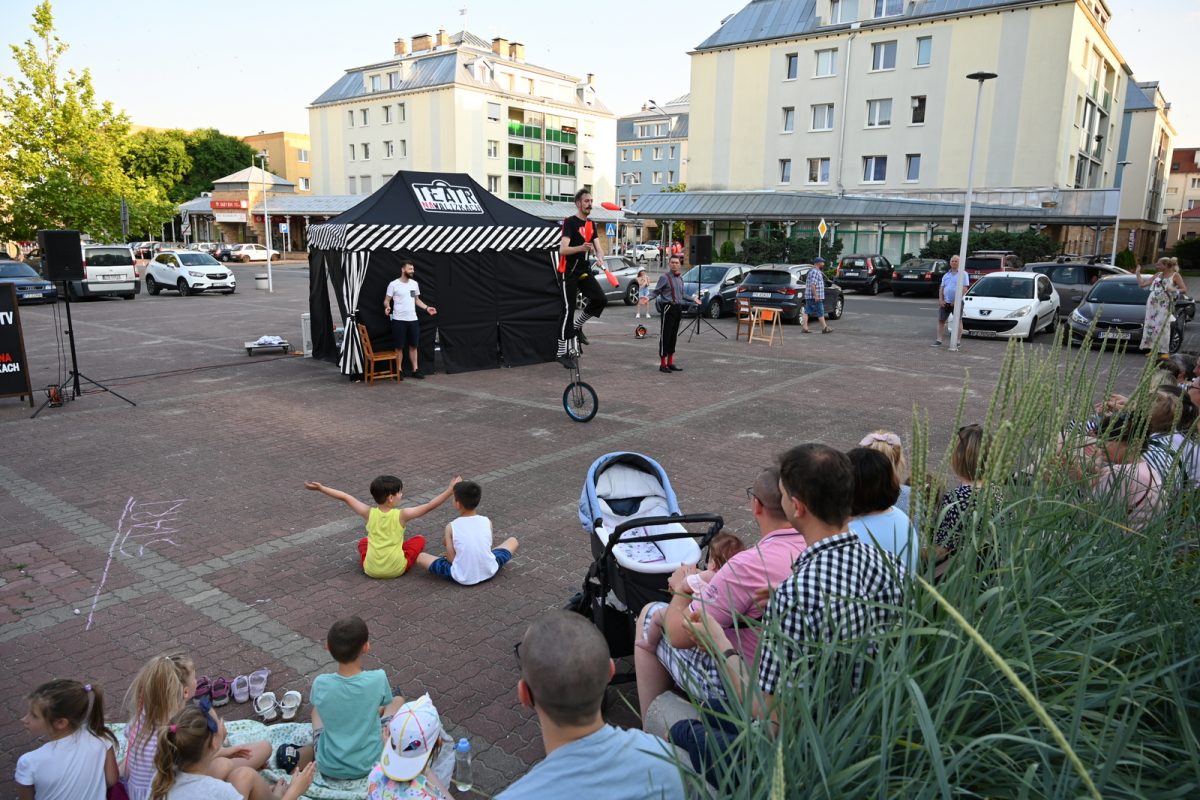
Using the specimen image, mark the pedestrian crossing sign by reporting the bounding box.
[606,223,616,237]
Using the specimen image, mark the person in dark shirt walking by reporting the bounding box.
[556,189,608,368]
[651,255,700,373]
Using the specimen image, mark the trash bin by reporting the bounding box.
[255,274,269,290]
[300,313,313,356]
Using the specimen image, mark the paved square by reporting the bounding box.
[0,264,1148,793]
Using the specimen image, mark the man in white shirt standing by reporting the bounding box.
[384,261,437,379]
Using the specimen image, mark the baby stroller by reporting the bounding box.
[567,452,723,662]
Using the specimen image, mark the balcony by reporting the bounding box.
[507,122,542,139]
[545,162,576,177]
[546,129,577,145]
[507,157,542,173]
[508,191,542,200]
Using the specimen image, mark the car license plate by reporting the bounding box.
[752,292,771,298]
[1100,330,1131,340]
[23,291,44,298]
[972,330,998,338]
[102,274,121,281]
[842,271,859,277]
[903,275,920,279]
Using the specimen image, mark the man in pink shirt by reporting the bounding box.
[633,467,807,721]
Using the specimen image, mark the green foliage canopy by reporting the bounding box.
[919,229,1060,265]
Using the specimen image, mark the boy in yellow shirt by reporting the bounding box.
[305,474,460,578]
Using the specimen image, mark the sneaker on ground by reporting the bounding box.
[575,327,589,345]
[411,370,425,379]
[668,364,683,371]
[659,365,672,374]
[931,340,943,347]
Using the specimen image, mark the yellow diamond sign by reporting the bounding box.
[818,219,828,238]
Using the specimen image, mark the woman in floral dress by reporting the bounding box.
[1135,257,1188,354]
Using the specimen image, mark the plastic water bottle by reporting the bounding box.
[453,737,473,792]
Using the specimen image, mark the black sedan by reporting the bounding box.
[0,260,58,304]
[1067,274,1189,354]
[890,258,950,297]
[736,266,844,323]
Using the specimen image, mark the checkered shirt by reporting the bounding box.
[805,268,825,302]
[758,532,904,696]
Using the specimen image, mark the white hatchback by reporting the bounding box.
[145,251,236,296]
[962,271,1059,340]
[229,243,280,262]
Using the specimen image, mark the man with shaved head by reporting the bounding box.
[497,610,686,799]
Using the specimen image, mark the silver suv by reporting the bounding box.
[73,245,140,300]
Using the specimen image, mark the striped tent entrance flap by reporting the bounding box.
[308,223,559,253]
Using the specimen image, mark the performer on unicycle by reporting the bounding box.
[556,188,608,368]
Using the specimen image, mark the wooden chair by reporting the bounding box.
[357,323,399,384]
[734,297,754,341]
[747,307,784,346]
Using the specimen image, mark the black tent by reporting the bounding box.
[307,171,561,375]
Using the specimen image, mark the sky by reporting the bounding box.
[0,0,1195,144]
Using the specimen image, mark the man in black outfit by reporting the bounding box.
[556,188,607,368]
[651,254,699,373]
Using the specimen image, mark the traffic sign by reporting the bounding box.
[818,219,828,238]
[605,223,616,237]
[279,222,289,234]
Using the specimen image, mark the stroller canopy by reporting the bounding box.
[578,452,680,533]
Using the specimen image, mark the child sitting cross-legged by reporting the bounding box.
[16,679,118,800]
[415,480,518,586]
[305,475,460,579]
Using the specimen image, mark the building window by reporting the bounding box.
[361,175,372,193]
[785,53,798,80]
[384,140,394,158]
[349,144,356,161]
[488,175,501,193]
[653,146,664,160]
[668,144,676,159]
[906,154,921,181]
[361,143,370,160]
[487,102,500,121]
[1192,177,1200,189]
[382,173,394,182]
[633,148,643,161]
[815,48,837,77]
[871,41,897,71]
[360,108,369,125]
[399,103,407,122]
[874,0,902,18]
[297,149,309,163]
[299,177,310,191]
[866,99,892,127]
[652,171,663,185]
[807,157,830,184]
[779,159,792,184]
[383,105,392,124]
[388,71,400,89]
[636,122,669,138]
[830,0,852,23]
[667,170,675,183]
[916,36,932,66]
[524,77,535,94]
[863,155,887,182]
[348,110,355,127]
[811,103,835,131]
[782,107,795,132]
[370,75,381,92]
[399,140,407,157]
[911,95,926,125]
[348,176,357,194]
[620,149,628,162]
[487,140,499,158]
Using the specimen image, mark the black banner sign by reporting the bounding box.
[0,284,34,407]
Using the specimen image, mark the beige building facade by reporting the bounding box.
[242,132,313,194]
[309,30,616,205]
[1109,81,1174,263]
[1165,147,1200,249]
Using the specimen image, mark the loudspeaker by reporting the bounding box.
[688,235,712,266]
[37,229,84,282]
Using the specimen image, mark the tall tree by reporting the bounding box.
[124,128,192,197]
[171,128,258,202]
[0,2,172,241]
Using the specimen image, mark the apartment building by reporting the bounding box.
[616,96,690,206]
[1165,147,1200,248]
[308,29,616,204]
[242,132,313,193]
[1114,81,1174,262]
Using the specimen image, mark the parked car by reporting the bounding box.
[145,251,236,296]
[737,266,844,323]
[835,254,893,294]
[961,271,1059,341]
[0,259,57,304]
[213,244,238,262]
[71,245,139,300]
[632,243,661,262]
[1026,261,1130,315]
[655,263,751,318]
[588,256,642,305]
[1067,274,1187,354]
[229,243,280,262]
[964,250,1021,280]
[890,258,950,297]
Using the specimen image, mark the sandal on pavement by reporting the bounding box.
[801,328,810,333]
[194,676,211,701]
[821,327,833,334]
[231,675,250,704]
[210,677,230,707]
[248,669,270,700]
[255,691,279,721]
[279,690,302,721]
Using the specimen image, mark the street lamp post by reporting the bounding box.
[256,151,273,293]
[950,71,998,352]
[1110,159,1132,266]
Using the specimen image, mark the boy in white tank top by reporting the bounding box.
[415,481,519,585]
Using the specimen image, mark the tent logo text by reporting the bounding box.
[413,180,485,214]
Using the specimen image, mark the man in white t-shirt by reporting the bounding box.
[415,481,518,585]
[383,261,437,379]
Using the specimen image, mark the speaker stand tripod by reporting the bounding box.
[32,283,137,418]
[685,281,727,342]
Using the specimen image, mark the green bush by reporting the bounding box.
[737,236,844,266]
[1114,248,1137,269]
[681,338,1200,798]
[921,230,1060,265]
[719,239,737,261]
[1172,237,1200,269]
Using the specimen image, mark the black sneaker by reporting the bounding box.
[575,327,590,345]
[411,370,425,380]
[659,365,672,373]
[668,364,683,371]
[558,354,579,369]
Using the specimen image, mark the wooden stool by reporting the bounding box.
[747,307,783,346]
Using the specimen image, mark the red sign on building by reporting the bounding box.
[210,199,248,210]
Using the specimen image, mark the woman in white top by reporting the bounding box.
[1134,257,1188,355]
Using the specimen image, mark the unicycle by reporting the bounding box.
[562,357,598,423]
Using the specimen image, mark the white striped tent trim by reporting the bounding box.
[307,224,560,253]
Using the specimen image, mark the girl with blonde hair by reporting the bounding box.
[858,430,911,515]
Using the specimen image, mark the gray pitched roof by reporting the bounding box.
[697,0,1062,50]
[507,199,624,223]
[1124,80,1156,112]
[212,166,294,188]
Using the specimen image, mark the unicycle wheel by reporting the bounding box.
[563,380,598,422]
